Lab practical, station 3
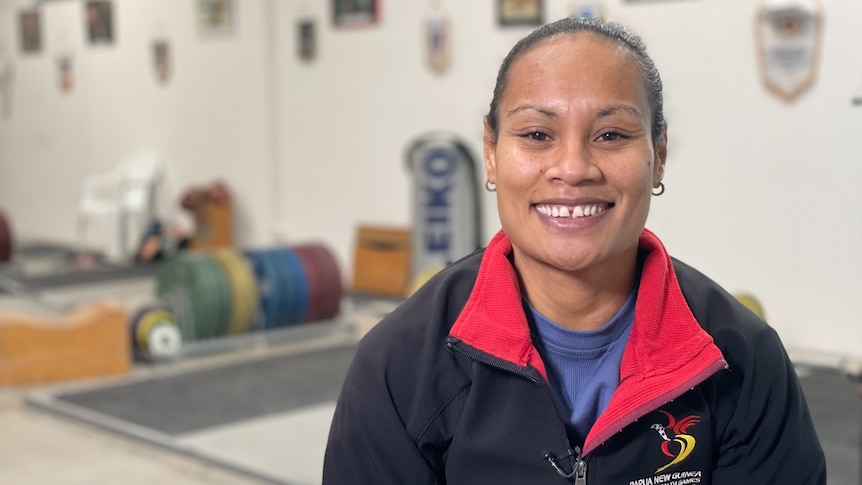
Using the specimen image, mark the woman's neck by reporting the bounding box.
[514,250,639,331]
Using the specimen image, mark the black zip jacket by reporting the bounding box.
[323,230,826,484]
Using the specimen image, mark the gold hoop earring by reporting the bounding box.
[652,182,665,196]
[484,180,497,192]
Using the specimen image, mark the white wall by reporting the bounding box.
[0,0,275,248]
[0,0,860,362]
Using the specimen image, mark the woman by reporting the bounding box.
[323,17,825,484]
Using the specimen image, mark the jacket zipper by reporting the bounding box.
[574,457,587,485]
[446,338,587,484]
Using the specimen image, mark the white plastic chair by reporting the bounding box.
[76,151,163,263]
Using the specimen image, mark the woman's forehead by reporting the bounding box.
[502,33,646,107]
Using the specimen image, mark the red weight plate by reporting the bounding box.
[294,245,326,323]
[0,210,11,262]
[306,244,343,321]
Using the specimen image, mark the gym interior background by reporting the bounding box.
[0,1,859,484]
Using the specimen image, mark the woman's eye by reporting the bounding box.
[599,131,628,142]
[526,131,549,141]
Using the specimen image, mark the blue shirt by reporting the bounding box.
[529,289,637,445]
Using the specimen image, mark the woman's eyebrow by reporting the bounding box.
[596,104,645,121]
[506,104,557,119]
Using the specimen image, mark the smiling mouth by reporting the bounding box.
[535,203,613,219]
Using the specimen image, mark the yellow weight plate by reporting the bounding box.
[213,249,259,334]
[734,292,766,322]
[136,309,174,348]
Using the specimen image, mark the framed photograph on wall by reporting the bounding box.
[85,1,114,44]
[298,19,317,62]
[333,0,379,28]
[197,0,235,35]
[498,0,543,26]
[19,9,42,54]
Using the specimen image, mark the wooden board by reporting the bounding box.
[0,301,131,385]
[351,225,411,298]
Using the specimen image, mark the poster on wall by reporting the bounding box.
[755,0,823,102]
[424,2,451,74]
[333,0,379,27]
[56,52,74,94]
[85,1,114,45]
[152,39,172,85]
[498,0,543,26]
[19,9,42,54]
[197,0,235,35]
[298,19,317,62]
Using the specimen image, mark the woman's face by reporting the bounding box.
[484,32,666,278]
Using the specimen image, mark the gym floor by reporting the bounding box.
[0,273,859,485]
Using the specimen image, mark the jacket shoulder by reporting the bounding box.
[360,248,483,350]
[671,258,771,341]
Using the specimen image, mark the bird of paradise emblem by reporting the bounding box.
[650,410,700,473]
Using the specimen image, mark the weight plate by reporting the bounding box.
[294,246,326,322]
[0,210,11,262]
[294,243,342,322]
[262,250,293,328]
[200,254,233,337]
[136,309,175,349]
[213,249,259,334]
[275,247,310,326]
[157,254,224,340]
[144,322,183,360]
[243,250,283,330]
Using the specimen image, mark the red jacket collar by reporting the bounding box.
[449,229,726,451]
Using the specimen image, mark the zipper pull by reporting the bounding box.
[574,457,587,485]
[541,446,587,484]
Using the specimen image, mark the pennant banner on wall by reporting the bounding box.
[424,2,451,74]
[0,56,12,118]
[152,39,172,85]
[56,52,74,94]
[755,0,823,102]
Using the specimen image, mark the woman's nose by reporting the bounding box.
[544,138,602,185]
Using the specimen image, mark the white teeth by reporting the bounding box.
[537,203,608,218]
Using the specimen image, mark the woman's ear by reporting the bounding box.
[483,118,497,184]
[653,127,668,187]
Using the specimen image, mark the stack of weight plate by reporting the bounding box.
[151,244,343,347]
[0,210,12,263]
[243,244,342,328]
[129,304,183,361]
[156,252,234,342]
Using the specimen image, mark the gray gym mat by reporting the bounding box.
[55,343,357,435]
[798,367,861,485]
[32,344,860,484]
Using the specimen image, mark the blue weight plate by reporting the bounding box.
[276,247,310,326]
[243,250,282,330]
[261,250,293,328]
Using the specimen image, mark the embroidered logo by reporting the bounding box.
[650,410,700,473]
